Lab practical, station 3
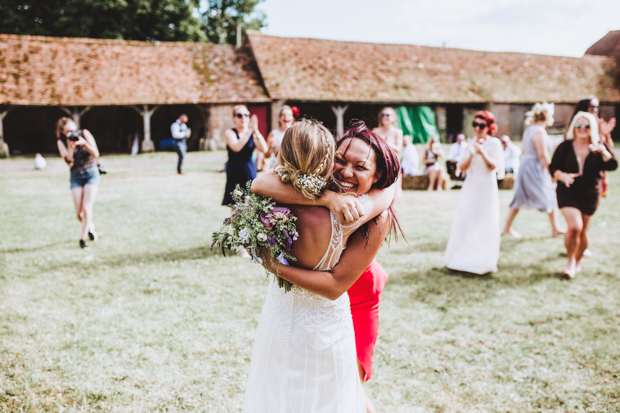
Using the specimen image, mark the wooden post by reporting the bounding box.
[60,106,91,128]
[131,105,159,153]
[197,104,214,151]
[0,107,12,158]
[331,104,349,138]
[236,18,242,48]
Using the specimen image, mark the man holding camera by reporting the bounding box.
[171,114,191,174]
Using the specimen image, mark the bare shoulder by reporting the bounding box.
[291,205,331,226]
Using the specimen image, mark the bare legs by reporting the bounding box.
[549,209,565,237]
[427,167,443,191]
[71,184,99,242]
[502,207,522,237]
[560,207,591,278]
[357,360,376,413]
[502,207,566,238]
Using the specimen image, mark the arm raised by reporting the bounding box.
[251,171,396,224]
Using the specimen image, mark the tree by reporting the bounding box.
[0,0,206,42]
[201,0,266,46]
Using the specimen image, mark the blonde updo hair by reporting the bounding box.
[525,102,555,126]
[277,119,335,200]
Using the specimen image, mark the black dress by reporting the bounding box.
[549,140,617,215]
[222,129,257,206]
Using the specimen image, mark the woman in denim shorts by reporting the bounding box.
[56,117,101,250]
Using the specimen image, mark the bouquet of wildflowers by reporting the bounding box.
[211,182,298,292]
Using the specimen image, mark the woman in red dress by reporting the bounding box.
[348,260,389,384]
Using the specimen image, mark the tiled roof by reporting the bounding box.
[586,31,620,57]
[247,31,620,104]
[0,34,269,106]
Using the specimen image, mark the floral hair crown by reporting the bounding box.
[277,166,327,195]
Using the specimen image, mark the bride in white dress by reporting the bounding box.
[244,120,399,413]
[444,111,505,274]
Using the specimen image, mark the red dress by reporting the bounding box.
[348,259,389,381]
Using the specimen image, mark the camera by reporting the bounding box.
[66,129,83,142]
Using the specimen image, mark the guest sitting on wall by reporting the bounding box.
[501,135,521,175]
[423,136,445,191]
[401,135,419,177]
[447,133,467,179]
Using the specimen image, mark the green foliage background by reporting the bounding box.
[0,0,265,44]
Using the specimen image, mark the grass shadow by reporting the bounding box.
[1,241,71,254]
[44,244,227,273]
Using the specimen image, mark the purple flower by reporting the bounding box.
[260,213,273,231]
[268,236,275,246]
[272,207,291,216]
[287,237,293,249]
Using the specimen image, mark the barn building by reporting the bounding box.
[0,31,619,157]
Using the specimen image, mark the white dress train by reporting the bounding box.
[444,137,504,274]
[243,195,371,413]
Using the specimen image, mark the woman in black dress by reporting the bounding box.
[550,111,617,278]
[222,105,268,206]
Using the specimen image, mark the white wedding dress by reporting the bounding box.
[444,137,504,274]
[243,195,371,413]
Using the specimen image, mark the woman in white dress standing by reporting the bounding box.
[444,110,504,274]
[502,102,564,238]
[244,120,400,412]
[373,107,404,202]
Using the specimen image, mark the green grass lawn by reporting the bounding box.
[1,152,619,412]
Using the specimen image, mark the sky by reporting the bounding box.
[255,0,620,57]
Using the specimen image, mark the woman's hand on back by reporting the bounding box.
[322,190,363,224]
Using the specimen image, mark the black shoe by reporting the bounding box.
[79,239,90,250]
[88,222,98,242]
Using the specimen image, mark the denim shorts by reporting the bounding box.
[70,166,100,189]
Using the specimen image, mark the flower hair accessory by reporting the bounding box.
[291,106,300,118]
[277,166,327,195]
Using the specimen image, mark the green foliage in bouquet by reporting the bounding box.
[212,182,298,292]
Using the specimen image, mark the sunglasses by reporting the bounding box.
[380,113,391,117]
[574,123,591,129]
[472,121,487,129]
[235,113,250,118]
[589,105,599,111]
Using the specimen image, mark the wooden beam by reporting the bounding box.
[330,104,349,138]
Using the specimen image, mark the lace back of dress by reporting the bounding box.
[313,194,371,271]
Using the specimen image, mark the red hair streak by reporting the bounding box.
[474,110,498,136]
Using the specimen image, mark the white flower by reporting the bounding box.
[257,233,268,242]
[276,253,289,266]
[238,228,250,243]
[233,189,243,197]
[293,231,299,241]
